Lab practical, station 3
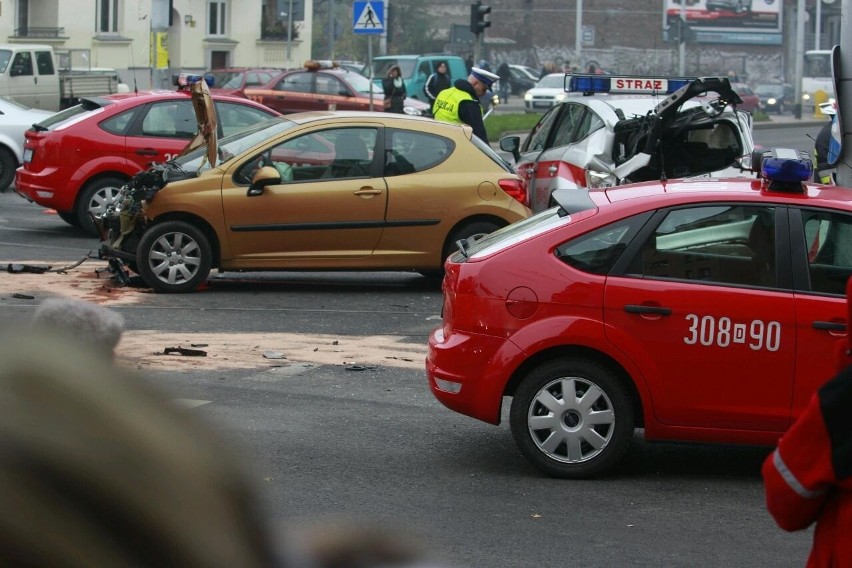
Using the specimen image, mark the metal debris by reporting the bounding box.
[345,364,377,371]
[263,351,287,360]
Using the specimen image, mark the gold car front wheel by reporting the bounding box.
[137,221,213,293]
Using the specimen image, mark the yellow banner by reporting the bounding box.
[150,32,169,69]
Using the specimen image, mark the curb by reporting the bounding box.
[754,118,827,130]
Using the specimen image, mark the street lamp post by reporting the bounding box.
[575,0,582,68]
[286,0,294,62]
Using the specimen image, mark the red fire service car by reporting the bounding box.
[427,148,852,478]
[500,74,755,213]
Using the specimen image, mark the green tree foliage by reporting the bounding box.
[311,0,444,62]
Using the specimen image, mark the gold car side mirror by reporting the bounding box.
[248,166,281,197]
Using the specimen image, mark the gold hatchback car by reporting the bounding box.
[100,85,530,292]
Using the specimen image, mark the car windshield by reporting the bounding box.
[207,71,246,89]
[345,71,383,94]
[176,118,297,171]
[513,66,539,81]
[464,207,568,259]
[0,49,10,74]
[470,134,516,173]
[372,59,416,80]
[38,99,110,130]
[755,84,784,97]
[536,74,567,89]
[0,96,34,111]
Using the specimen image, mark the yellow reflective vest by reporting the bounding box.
[433,87,479,124]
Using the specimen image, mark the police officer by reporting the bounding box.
[813,102,837,184]
[432,66,499,144]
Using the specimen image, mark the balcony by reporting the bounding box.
[13,27,66,39]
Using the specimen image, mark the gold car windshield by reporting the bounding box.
[175,118,296,172]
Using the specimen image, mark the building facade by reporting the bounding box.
[2,0,314,89]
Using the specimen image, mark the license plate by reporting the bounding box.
[23,148,32,163]
[533,101,551,108]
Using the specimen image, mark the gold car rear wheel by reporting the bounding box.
[137,221,213,293]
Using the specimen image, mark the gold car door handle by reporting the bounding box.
[353,188,382,196]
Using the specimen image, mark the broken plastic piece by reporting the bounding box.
[7,264,51,274]
[163,346,207,357]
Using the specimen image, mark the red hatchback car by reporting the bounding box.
[15,81,279,235]
[427,148,852,478]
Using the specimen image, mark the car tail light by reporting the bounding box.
[498,178,526,205]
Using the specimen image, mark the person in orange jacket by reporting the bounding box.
[762,276,852,567]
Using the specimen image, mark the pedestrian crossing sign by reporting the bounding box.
[353,1,384,34]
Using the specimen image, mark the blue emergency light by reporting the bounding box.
[568,74,694,95]
[752,148,813,192]
[174,73,214,88]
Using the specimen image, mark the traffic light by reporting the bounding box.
[666,15,693,44]
[470,1,491,35]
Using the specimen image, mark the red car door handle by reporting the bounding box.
[548,165,558,174]
[136,148,159,156]
[624,304,672,316]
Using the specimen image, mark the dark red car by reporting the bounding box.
[243,61,429,116]
[731,82,760,114]
[206,67,283,96]
[15,78,280,236]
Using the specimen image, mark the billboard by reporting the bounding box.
[665,0,782,44]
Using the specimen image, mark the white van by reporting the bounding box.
[0,44,61,111]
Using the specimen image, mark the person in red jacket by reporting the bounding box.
[762,277,852,567]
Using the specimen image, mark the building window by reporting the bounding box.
[17,0,29,35]
[208,1,227,36]
[97,0,119,33]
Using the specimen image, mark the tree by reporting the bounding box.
[310,0,443,61]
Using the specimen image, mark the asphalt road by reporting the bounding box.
[0,126,819,566]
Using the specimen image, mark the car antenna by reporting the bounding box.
[129,44,139,94]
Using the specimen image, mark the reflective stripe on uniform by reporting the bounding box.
[772,449,830,499]
[433,87,475,124]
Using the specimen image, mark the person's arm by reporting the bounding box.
[424,74,436,100]
[762,390,836,531]
[458,100,488,144]
[382,78,392,97]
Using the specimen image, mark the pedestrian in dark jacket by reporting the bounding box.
[496,62,511,104]
[381,65,407,114]
[762,276,852,568]
[424,60,452,110]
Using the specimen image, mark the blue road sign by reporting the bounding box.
[353,1,384,35]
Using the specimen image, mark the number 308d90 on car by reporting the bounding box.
[427,149,852,478]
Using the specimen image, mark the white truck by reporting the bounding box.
[0,44,126,111]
